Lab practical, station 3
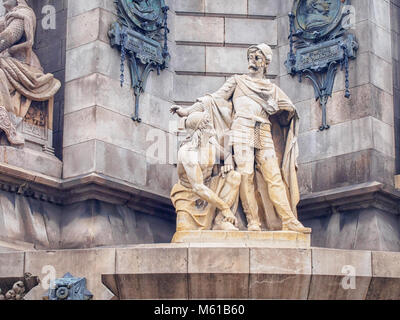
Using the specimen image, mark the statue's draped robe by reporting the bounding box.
[0,3,60,117]
[198,74,300,230]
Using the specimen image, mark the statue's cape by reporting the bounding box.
[5,4,39,69]
[199,75,300,229]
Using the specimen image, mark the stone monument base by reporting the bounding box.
[172,230,311,248]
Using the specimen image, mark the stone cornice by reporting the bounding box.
[0,163,176,221]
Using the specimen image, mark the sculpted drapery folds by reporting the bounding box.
[171,43,311,234]
[0,0,60,145]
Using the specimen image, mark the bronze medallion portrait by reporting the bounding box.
[293,0,349,40]
[122,0,165,32]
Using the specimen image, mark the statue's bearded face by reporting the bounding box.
[2,0,17,11]
[248,49,267,76]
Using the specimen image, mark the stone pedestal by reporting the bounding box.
[172,231,311,248]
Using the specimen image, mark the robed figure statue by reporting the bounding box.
[0,0,60,145]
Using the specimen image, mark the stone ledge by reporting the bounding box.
[172,231,311,248]
[299,181,400,218]
[1,245,398,300]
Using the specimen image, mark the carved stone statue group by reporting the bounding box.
[171,43,311,235]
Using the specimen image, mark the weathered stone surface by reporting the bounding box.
[25,248,116,300]
[308,149,395,192]
[173,230,310,248]
[67,0,116,18]
[174,75,225,102]
[225,18,277,45]
[298,117,394,165]
[367,251,400,299]
[0,191,61,250]
[0,147,62,178]
[62,141,96,178]
[248,0,279,16]
[188,246,249,299]
[308,248,372,300]
[205,0,247,15]
[113,246,188,299]
[249,248,311,299]
[175,0,204,13]
[66,40,129,84]
[0,252,24,278]
[67,8,102,50]
[175,16,224,43]
[175,45,206,73]
[206,46,249,74]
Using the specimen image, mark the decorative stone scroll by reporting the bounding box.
[285,0,358,131]
[109,0,170,122]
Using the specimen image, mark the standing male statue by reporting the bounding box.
[172,43,311,234]
[0,0,60,145]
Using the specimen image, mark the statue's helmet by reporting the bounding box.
[247,43,273,65]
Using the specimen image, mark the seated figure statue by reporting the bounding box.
[171,111,241,232]
[0,0,60,145]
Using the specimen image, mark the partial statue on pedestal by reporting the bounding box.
[0,0,60,145]
[171,43,311,235]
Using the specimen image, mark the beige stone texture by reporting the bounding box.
[188,246,249,299]
[0,252,24,278]
[366,251,400,299]
[174,75,226,102]
[298,117,395,165]
[172,231,311,248]
[225,18,277,45]
[205,0,247,15]
[175,16,224,43]
[111,246,188,299]
[175,45,206,73]
[249,248,312,299]
[308,248,372,300]
[175,0,204,13]
[24,249,116,300]
[248,0,279,16]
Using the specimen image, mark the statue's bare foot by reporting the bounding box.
[247,223,261,232]
[282,219,312,234]
[213,221,239,231]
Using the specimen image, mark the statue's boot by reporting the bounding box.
[282,219,312,234]
[213,219,239,231]
[0,106,24,145]
[239,173,262,231]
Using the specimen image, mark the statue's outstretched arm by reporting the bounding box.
[0,19,25,53]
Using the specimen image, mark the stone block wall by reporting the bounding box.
[392,0,400,172]
[63,0,178,200]
[277,0,396,195]
[173,0,279,105]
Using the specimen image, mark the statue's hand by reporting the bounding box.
[221,165,234,178]
[221,208,238,226]
[170,105,188,117]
